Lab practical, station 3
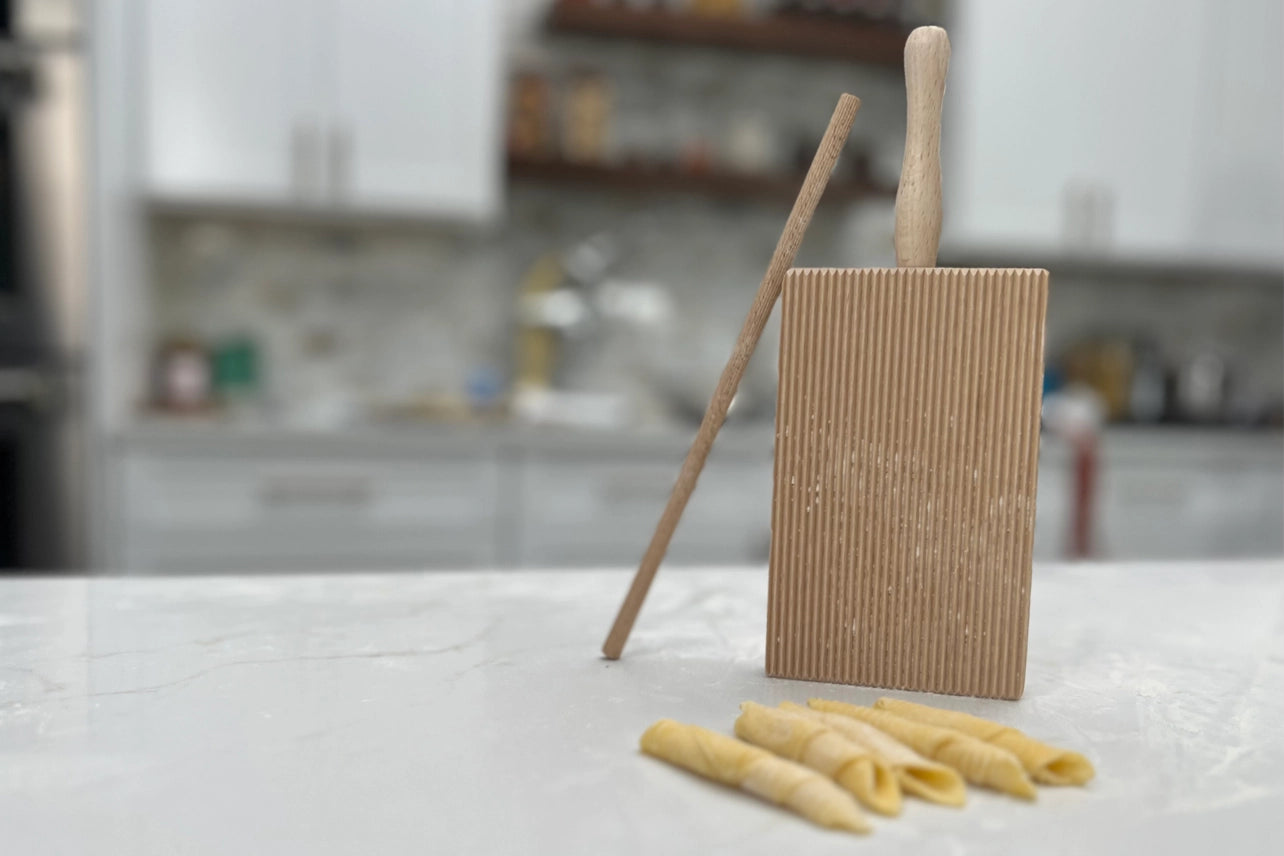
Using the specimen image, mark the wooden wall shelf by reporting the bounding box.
[547,1,910,68]
[507,156,893,205]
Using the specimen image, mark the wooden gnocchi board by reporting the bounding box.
[767,266,1047,699]
[766,26,1049,699]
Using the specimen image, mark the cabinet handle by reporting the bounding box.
[329,124,352,202]
[290,119,323,201]
[259,475,372,506]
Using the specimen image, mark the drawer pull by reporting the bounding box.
[259,476,372,506]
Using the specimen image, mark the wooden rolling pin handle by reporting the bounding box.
[894,26,950,268]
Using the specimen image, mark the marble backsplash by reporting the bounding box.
[148,185,1284,431]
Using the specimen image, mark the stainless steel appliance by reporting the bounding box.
[0,0,84,570]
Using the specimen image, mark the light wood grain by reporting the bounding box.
[601,93,861,660]
[894,26,950,268]
[768,267,1048,699]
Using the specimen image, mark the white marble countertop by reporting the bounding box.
[2,562,1282,854]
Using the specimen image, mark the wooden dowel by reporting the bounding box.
[602,93,862,660]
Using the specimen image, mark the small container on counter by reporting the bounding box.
[1176,349,1229,424]
[722,111,778,174]
[211,334,262,411]
[1127,340,1167,424]
[150,337,213,414]
[1061,338,1134,423]
[561,68,613,164]
[507,69,557,159]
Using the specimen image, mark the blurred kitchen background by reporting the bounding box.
[2,0,1281,574]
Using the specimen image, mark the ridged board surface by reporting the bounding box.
[767,267,1048,699]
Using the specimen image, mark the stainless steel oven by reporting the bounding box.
[0,0,83,570]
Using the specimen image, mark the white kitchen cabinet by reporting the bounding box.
[945,0,1282,265]
[1187,0,1283,266]
[105,427,1280,573]
[1032,453,1069,560]
[1031,431,1284,561]
[1096,458,1283,560]
[514,450,773,568]
[142,0,503,220]
[144,0,324,201]
[1031,432,1284,561]
[121,450,501,572]
[330,0,503,220]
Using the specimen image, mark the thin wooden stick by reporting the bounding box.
[602,93,862,660]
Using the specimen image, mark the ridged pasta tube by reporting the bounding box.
[808,700,1037,800]
[734,702,900,815]
[779,702,966,807]
[873,697,1094,785]
[639,719,870,833]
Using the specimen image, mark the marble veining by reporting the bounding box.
[2,562,1282,854]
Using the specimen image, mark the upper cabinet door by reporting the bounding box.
[944,0,1206,258]
[1187,0,1283,267]
[329,0,504,222]
[144,0,324,201]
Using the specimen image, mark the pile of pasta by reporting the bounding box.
[639,697,1094,834]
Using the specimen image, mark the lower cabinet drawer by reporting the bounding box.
[515,451,773,567]
[122,452,499,571]
[1032,464,1069,561]
[1097,464,1284,560]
